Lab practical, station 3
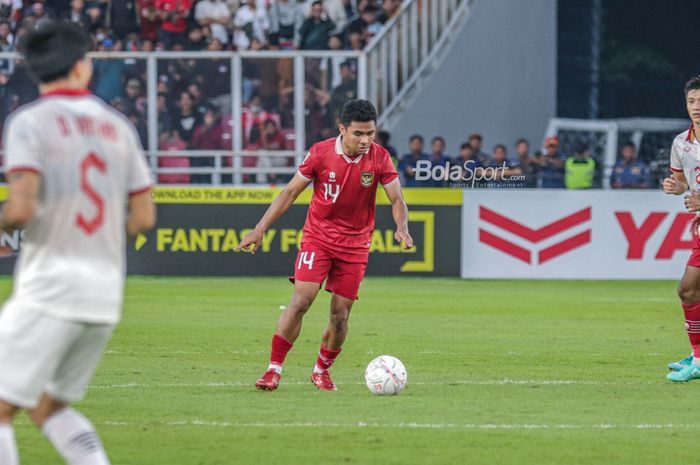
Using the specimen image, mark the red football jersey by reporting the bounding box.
[297,136,399,255]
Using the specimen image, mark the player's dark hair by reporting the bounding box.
[622,141,635,149]
[494,143,507,152]
[515,138,529,146]
[339,99,377,127]
[432,136,445,145]
[409,134,423,143]
[21,21,92,84]
[460,142,472,150]
[685,76,700,96]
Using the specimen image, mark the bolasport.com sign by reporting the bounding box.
[462,190,696,279]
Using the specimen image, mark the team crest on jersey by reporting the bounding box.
[360,171,374,187]
[329,171,336,182]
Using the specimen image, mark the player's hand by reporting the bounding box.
[394,229,414,250]
[236,227,264,254]
[663,176,686,195]
[685,190,700,212]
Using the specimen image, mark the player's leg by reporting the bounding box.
[310,257,366,390]
[0,401,19,465]
[668,265,700,381]
[32,322,114,464]
[0,305,76,465]
[256,246,331,390]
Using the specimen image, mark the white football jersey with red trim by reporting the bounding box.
[2,90,152,324]
[670,125,700,192]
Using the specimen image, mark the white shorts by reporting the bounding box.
[0,304,114,409]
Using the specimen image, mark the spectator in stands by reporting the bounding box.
[467,133,490,165]
[159,127,191,184]
[0,21,13,75]
[156,0,192,49]
[358,4,381,39]
[538,136,565,188]
[233,0,270,50]
[564,142,597,189]
[346,28,364,50]
[191,104,230,184]
[399,134,430,187]
[0,69,17,129]
[185,25,206,50]
[514,138,538,188]
[378,0,401,24]
[255,118,290,184]
[195,0,231,45]
[269,0,305,49]
[302,0,348,36]
[62,0,91,33]
[174,90,203,147]
[320,34,346,91]
[85,2,106,35]
[123,78,146,116]
[611,142,651,189]
[299,1,335,50]
[377,130,398,168]
[137,0,161,42]
[157,91,173,136]
[429,136,449,187]
[92,41,126,103]
[327,60,357,124]
[111,0,138,40]
[485,143,522,188]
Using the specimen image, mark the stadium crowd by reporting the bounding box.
[0,1,657,188]
[0,0,402,183]
[384,133,654,189]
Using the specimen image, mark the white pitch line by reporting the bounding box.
[17,419,700,430]
[88,378,660,389]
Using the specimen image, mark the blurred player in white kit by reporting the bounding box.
[0,22,155,465]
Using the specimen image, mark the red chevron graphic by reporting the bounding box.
[478,206,592,265]
[538,230,591,264]
[479,229,532,264]
[479,206,591,243]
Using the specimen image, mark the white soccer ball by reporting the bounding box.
[364,355,407,395]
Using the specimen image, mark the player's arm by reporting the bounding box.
[236,174,310,253]
[126,190,156,236]
[0,170,40,231]
[662,171,688,195]
[383,181,413,249]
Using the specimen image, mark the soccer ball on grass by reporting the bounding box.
[364,355,407,395]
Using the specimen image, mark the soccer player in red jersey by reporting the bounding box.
[237,99,413,391]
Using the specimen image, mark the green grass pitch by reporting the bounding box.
[7,277,700,464]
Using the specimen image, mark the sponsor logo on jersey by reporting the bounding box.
[360,171,374,187]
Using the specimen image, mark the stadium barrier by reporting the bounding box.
[462,190,693,279]
[123,187,461,277]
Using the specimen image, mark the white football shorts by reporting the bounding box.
[0,303,114,409]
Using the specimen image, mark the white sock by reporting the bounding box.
[267,363,282,374]
[0,423,19,465]
[42,408,110,465]
[692,357,700,367]
[313,364,326,374]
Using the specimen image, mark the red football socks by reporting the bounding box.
[682,301,700,358]
[315,345,342,372]
[270,334,293,366]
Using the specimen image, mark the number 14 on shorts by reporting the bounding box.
[298,251,316,270]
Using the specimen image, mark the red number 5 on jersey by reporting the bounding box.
[77,152,106,235]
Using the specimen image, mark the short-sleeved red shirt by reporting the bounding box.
[297,136,399,256]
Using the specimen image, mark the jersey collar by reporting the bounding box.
[335,135,364,164]
[41,88,92,98]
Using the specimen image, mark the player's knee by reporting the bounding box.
[678,282,700,303]
[329,308,349,330]
[289,294,314,313]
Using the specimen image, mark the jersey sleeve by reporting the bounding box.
[3,112,42,175]
[126,123,153,195]
[296,147,316,182]
[670,137,684,172]
[379,150,399,188]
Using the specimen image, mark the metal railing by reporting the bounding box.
[363,0,475,128]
